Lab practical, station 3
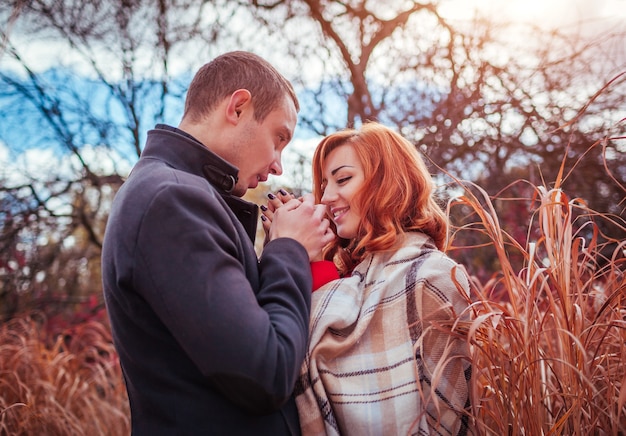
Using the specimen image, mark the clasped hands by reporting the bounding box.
[261,189,334,262]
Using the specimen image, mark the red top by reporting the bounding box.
[310,261,340,291]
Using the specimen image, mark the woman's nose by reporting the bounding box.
[321,185,336,204]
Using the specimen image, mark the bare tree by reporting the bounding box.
[247,0,625,243]
[0,0,240,321]
[0,0,624,321]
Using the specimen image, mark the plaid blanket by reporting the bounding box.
[295,232,472,435]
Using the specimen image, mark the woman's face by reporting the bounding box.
[320,143,365,240]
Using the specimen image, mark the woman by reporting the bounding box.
[264,122,473,435]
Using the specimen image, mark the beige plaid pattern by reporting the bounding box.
[295,232,473,435]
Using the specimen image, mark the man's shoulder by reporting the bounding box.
[128,157,213,193]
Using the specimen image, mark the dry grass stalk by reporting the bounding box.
[0,313,129,435]
[448,176,625,435]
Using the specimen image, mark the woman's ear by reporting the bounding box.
[225,89,252,125]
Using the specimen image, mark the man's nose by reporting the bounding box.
[269,155,283,176]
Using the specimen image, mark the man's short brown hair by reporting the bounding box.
[182,51,299,123]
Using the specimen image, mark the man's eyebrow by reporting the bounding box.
[331,165,353,176]
[280,126,292,143]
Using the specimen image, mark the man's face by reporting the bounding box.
[228,95,297,197]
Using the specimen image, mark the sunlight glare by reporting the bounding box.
[438,0,626,27]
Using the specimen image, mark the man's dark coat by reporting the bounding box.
[102,125,311,435]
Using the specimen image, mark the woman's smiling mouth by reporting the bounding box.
[331,206,349,221]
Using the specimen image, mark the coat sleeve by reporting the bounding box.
[133,183,311,414]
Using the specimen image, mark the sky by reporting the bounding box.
[439,0,626,26]
[2,0,624,191]
[4,0,625,75]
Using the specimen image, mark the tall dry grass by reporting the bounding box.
[448,147,626,434]
[1,172,624,435]
[0,313,129,435]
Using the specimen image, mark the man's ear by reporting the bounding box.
[225,89,252,125]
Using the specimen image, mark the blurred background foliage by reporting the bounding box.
[0,0,624,331]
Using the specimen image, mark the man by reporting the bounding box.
[101,51,333,435]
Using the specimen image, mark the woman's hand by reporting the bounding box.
[261,190,334,261]
[261,189,296,235]
[267,194,334,261]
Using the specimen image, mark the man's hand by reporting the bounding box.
[268,194,334,261]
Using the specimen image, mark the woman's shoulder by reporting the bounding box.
[391,231,443,262]
[387,232,470,294]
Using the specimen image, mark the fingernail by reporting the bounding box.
[268,193,276,200]
[279,189,288,196]
[261,215,267,221]
[260,205,268,211]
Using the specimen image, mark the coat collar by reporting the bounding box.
[142,125,259,242]
[146,124,239,194]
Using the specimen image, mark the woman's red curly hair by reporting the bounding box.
[312,122,448,276]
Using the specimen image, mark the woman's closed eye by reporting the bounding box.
[337,176,352,184]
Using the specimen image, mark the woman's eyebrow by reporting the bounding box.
[331,165,353,176]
